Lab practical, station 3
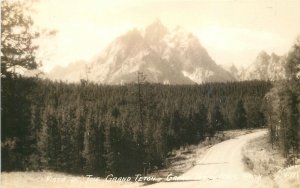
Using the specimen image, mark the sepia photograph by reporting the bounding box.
[1,0,300,187]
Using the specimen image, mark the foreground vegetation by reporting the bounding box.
[242,133,300,187]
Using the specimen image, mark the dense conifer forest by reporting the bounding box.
[1,77,272,176]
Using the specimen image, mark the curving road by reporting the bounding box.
[147,130,271,188]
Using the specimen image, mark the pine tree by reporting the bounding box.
[72,105,85,173]
[136,72,146,130]
[287,93,299,162]
[233,100,247,129]
[82,110,97,174]
[95,124,105,175]
[197,104,208,141]
[170,110,182,148]
[1,0,39,77]
[47,112,61,170]
[285,35,300,162]
[36,108,49,169]
[210,104,225,136]
[103,123,115,175]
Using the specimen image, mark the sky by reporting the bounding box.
[32,0,300,72]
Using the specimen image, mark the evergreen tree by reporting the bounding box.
[95,124,106,175]
[197,104,208,140]
[36,108,49,169]
[1,0,39,77]
[47,112,61,170]
[170,110,182,148]
[188,104,208,144]
[82,110,97,174]
[233,100,247,129]
[71,105,85,173]
[287,93,299,162]
[285,36,300,161]
[210,104,225,136]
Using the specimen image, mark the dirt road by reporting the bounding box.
[147,130,271,188]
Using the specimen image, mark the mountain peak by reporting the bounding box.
[229,64,238,72]
[147,19,166,29]
[257,50,269,58]
[255,51,270,64]
[144,19,168,43]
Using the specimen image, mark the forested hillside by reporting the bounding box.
[1,78,271,176]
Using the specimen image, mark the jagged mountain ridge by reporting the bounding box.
[48,21,236,84]
[240,51,287,81]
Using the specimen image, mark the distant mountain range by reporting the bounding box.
[47,20,236,84]
[37,21,291,84]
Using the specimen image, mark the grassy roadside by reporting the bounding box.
[242,132,300,188]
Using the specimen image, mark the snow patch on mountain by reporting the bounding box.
[182,68,214,84]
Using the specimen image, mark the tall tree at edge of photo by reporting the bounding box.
[1,0,40,78]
